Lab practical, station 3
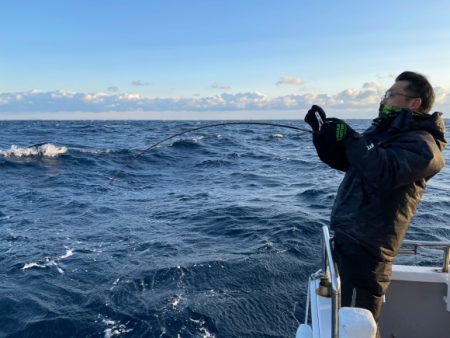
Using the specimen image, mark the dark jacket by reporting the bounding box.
[320,110,446,261]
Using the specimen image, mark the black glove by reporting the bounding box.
[304,105,326,131]
[312,118,355,172]
[319,118,355,144]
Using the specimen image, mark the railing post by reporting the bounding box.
[401,240,450,273]
[332,286,341,338]
[443,247,450,273]
[322,234,327,278]
[322,226,341,338]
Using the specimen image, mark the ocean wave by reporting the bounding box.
[230,172,282,187]
[0,143,68,158]
[194,159,234,168]
[171,139,203,149]
[296,188,323,198]
[270,133,284,139]
[70,147,117,155]
[21,248,74,274]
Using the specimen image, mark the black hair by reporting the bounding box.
[396,71,435,113]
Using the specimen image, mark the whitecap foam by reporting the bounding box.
[22,259,64,273]
[22,248,73,274]
[170,294,183,309]
[0,143,68,158]
[110,278,120,291]
[60,248,73,259]
[71,147,113,155]
[22,262,46,270]
[192,135,206,142]
[49,261,65,274]
[102,318,133,338]
[271,133,284,139]
[189,318,216,338]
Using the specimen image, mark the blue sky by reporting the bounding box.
[1,0,449,119]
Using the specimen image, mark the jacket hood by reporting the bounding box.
[389,109,447,150]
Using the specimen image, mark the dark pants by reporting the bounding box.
[333,241,392,322]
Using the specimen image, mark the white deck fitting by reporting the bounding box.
[309,278,331,338]
[392,265,449,283]
[308,279,377,338]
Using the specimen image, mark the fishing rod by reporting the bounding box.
[106,121,312,188]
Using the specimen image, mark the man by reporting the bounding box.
[304,71,446,325]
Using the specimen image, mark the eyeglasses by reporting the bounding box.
[382,90,418,100]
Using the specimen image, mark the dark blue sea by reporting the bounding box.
[1,120,449,338]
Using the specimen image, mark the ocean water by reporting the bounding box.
[1,120,450,338]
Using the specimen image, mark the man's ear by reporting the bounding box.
[410,97,422,111]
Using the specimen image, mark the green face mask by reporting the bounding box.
[379,104,427,118]
[373,104,404,129]
[378,104,403,117]
[374,104,426,129]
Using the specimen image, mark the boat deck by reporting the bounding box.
[379,265,450,338]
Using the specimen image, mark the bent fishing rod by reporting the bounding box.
[106,121,312,188]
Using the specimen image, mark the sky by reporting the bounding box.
[1,0,449,120]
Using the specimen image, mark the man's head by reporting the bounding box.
[381,71,435,113]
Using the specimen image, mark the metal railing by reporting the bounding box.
[321,226,341,338]
[314,232,450,338]
[400,240,450,273]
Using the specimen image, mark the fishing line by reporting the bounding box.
[106,121,312,188]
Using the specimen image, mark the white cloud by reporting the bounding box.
[83,92,108,102]
[1,84,449,119]
[362,82,384,91]
[211,83,231,90]
[335,85,384,106]
[118,93,141,100]
[434,86,450,104]
[433,86,450,113]
[276,75,304,86]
